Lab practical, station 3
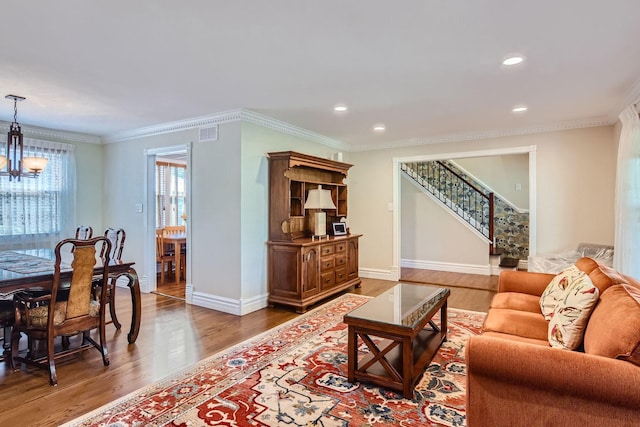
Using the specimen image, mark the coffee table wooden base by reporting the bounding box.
[347,300,447,399]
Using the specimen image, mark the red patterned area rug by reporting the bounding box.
[64,294,485,427]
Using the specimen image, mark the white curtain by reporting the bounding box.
[613,105,640,277]
[0,137,77,251]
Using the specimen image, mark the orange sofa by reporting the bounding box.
[466,257,640,426]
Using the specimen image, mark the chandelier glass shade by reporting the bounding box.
[0,95,48,181]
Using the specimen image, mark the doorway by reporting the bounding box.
[145,144,192,302]
[393,146,537,281]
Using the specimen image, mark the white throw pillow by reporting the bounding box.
[539,265,585,320]
[548,274,599,350]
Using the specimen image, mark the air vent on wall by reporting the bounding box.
[199,125,218,142]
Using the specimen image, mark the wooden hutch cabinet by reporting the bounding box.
[267,151,361,313]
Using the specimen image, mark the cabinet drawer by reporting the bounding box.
[335,254,346,267]
[335,242,346,253]
[321,245,335,256]
[321,271,335,288]
[321,257,335,271]
[335,267,347,284]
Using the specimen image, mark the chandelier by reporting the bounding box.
[0,95,48,181]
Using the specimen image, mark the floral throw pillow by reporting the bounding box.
[548,275,599,350]
[539,265,585,320]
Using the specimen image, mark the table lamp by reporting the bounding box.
[304,185,336,238]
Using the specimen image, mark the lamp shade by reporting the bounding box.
[304,185,336,210]
[23,156,48,173]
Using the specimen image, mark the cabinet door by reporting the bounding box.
[269,245,302,299]
[301,247,320,298]
[347,238,359,280]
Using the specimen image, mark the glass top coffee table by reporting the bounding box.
[343,283,450,398]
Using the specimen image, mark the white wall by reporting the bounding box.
[73,142,104,231]
[101,127,201,295]
[401,175,489,270]
[347,125,616,277]
[101,120,338,315]
[239,122,337,312]
[454,153,529,210]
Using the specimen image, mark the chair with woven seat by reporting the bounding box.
[10,236,112,385]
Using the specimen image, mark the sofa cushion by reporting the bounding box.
[539,265,584,320]
[491,292,541,313]
[481,331,550,347]
[575,257,626,295]
[482,308,549,341]
[548,275,599,350]
[584,285,640,366]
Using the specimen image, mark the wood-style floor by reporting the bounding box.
[154,277,186,300]
[0,270,496,426]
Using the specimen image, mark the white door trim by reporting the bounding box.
[144,144,192,300]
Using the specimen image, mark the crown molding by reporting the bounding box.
[102,108,347,150]
[239,109,346,150]
[102,109,243,143]
[0,122,101,144]
[347,116,614,152]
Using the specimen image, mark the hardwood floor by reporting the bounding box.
[154,278,186,300]
[0,271,496,426]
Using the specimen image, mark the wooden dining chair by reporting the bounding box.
[0,299,14,362]
[98,228,126,329]
[163,225,185,235]
[75,225,93,240]
[156,229,174,284]
[10,236,112,386]
[163,226,186,280]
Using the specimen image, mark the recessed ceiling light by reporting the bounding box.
[333,104,347,112]
[502,56,525,66]
[512,105,528,113]
[373,124,386,132]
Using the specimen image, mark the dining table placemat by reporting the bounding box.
[0,250,56,274]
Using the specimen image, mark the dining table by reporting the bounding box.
[0,248,141,344]
[163,233,186,285]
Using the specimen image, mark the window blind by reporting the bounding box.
[0,138,76,250]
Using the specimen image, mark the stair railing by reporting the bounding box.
[402,161,494,246]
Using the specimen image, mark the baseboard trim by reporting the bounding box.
[401,259,491,276]
[192,291,268,316]
[359,267,399,281]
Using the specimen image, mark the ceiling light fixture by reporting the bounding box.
[512,105,528,113]
[333,104,348,112]
[502,56,525,66]
[373,124,386,132]
[0,95,48,181]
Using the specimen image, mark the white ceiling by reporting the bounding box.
[1,1,640,150]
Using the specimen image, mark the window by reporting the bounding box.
[0,138,76,250]
[156,161,186,227]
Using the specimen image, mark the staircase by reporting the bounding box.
[401,161,524,269]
